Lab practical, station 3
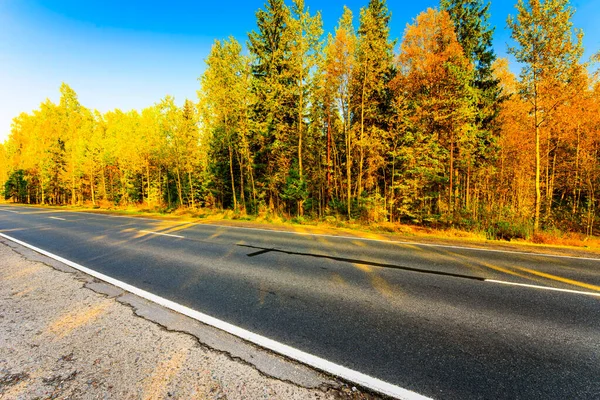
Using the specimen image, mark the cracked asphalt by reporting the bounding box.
[0,241,374,400]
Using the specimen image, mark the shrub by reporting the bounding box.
[486,221,530,241]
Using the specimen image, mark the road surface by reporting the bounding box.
[1,205,599,399]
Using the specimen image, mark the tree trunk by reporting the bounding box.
[449,139,454,217]
[237,151,245,212]
[586,178,595,237]
[326,109,332,205]
[298,81,303,181]
[101,163,108,201]
[357,65,367,199]
[546,142,558,220]
[147,161,151,206]
[248,159,257,214]
[71,174,76,206]
[534,117,541,232]
[158,167,162,207]
[188,170,194,209]
[40,174,45,205]
[166,167,171,208]
[228,144,237,211]
[390,150,395,223]
[573,126,580,213]
[466,164,471,210]
[90,166,96,206]
[109,169,114,202]
[346,122,352,219]
[175,167,183,207]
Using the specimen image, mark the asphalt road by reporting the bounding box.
[1,205,599,399]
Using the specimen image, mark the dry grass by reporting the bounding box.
[5,202,600,254]
[531,230,600,249]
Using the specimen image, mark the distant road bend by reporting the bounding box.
[1,205,599,399]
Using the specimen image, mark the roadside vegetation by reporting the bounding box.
[2,0,599,247]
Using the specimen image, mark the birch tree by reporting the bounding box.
[508,0,584,232]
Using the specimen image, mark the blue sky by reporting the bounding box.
[1,0,599,143]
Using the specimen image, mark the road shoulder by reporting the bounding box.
[0,239,374,399]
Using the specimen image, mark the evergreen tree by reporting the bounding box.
[351,0,395,204]
[200,38,254,211]
[441,0,501,166]
[393,8,476,220]
[287,0,323,214]
[248,0,295,211]
[288,0,323,181]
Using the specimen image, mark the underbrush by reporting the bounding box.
[485,221,531,241]
[9,201,600,249]
[531,230,600,248]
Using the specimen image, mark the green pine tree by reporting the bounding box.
[441,0,501,165]
[351,0,395,203]
[248,0,295,211]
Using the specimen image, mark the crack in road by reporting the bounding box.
[238,244,486,281]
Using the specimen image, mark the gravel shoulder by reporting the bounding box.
[0,240,375,400]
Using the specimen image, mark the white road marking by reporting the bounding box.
[6,205,600,262]
[48,217,66,221]
[486,279,600,297]
[0,209,20,214]
[0,232,430,400]
[139,230,185,239]
[77,212,158,222]
[193,224,600,262]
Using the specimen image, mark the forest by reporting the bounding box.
[2,0,599,240]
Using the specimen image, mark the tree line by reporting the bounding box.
[2,0,599,238]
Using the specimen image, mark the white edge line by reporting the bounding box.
[139,230,185,239]
[77,212,158,222]
[485,279,600,297]
[231,226,600,261]
[187,223,600,262]
[0,209,20,214]
[0,232,430,400]
[6,205,598,262]
[48,217,66,221]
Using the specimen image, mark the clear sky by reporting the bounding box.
[1,0,599,143]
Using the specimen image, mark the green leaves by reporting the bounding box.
[2,0,599,237]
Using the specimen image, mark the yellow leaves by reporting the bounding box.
[397,8,469,87]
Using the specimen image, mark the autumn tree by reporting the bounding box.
[508,0,584,232]
[57,84,92,205]
[287,0,322,181]
[137,105,163,206]
[158,97,187,207]
[180,99,200,208]
[0,143,8,192]
[351,0,395,209]
[492,58,534,225]
[200,37,254,211]
[80,110,104,206]
[3,2,599,240]
[324,6,356,218]
[393,8,476,221]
